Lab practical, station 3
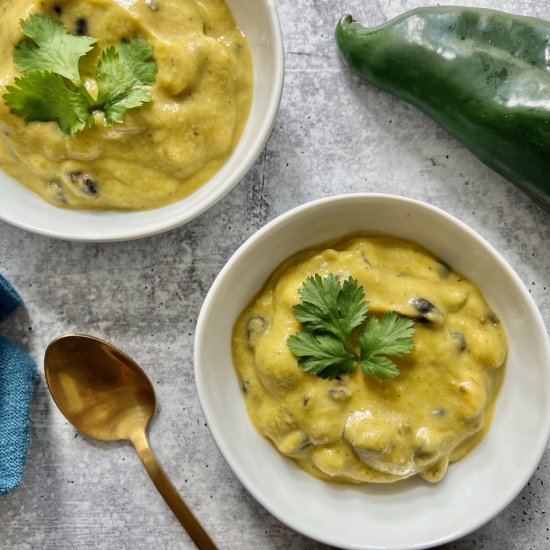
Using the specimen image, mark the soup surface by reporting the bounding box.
[232,235,507,483]
[0,0,253,210]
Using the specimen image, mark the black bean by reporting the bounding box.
[486,311,500,326]
[450,331,467,352]
[53,5,62,15]
[409,296,445,327]
[247,316,268,343]
[412,297,435,315]
[75,18,88,36]
[83,177,98,195]
[303,395,310,407]
[68,172,99,197]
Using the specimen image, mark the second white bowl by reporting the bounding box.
[0,0,284,241]
[195,193,550,550]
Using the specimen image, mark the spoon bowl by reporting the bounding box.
[44,334,217,550]
[45,335,156,442]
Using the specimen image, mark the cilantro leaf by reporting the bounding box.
[288,274,415,380]
[293,274,368,343]
[4,71,94,135]
[3,15,157,135]
[360,355,400,380]
[357,312,415,380]
[14,14,96,85]
[359,312,416,358]
[95,38,157,124]
[288,332,357,378]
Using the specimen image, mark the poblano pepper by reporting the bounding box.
[336,7,550,213]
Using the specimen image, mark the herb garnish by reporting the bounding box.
[287,274,415,380]
[3,14,157,136]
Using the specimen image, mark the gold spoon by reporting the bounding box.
[44,334,218,550]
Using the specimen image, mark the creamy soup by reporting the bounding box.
[0,0,253,209]
[232,235,507,483]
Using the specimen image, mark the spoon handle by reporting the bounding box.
[131,431,219,550]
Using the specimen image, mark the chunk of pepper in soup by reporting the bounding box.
[232,235,507,483]
[0,0,253,209]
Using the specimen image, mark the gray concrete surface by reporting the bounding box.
[1,0,549,548]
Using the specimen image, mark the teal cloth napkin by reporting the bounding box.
[0,274,37,496]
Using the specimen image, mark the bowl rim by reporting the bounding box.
[0,0,285,242]
[194,192,550,549]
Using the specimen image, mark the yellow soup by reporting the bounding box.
[232,235,507,483]
[0,0,253,210]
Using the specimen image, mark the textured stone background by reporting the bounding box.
[1,0,550,548]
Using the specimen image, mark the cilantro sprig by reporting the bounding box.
[3,14,157,136]
[287,274,415,380]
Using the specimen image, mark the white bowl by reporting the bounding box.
[194,193,550,550]
[0,0,284,241]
